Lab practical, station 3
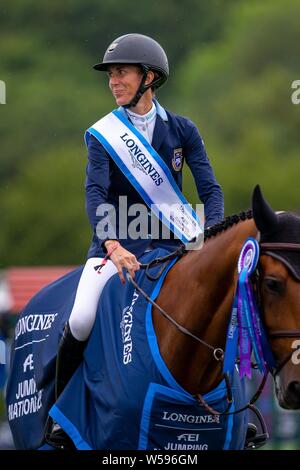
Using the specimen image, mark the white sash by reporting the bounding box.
[85,109,203,244]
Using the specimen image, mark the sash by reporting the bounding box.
[85,109,203,245]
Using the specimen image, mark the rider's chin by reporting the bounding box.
[114,92,127,106]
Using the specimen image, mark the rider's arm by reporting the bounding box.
[85,135,118,247]
[86,136,140,282]
[184,120,224,228]
[103,240,140,284]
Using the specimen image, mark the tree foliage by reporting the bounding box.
[175,0,300,212]
[0,0,299,266]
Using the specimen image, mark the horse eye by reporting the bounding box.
[263,276,284,294]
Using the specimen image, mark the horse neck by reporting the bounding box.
[154,218,257,395]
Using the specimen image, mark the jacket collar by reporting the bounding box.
[151,114,168,152]
[117,99,168,122]
[118,99,168,152]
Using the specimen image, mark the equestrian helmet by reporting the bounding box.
[93,33,169,90]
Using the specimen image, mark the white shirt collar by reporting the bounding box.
[126,102,156,123]
[117,99,168,122]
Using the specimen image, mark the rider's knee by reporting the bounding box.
[69,316,93,342]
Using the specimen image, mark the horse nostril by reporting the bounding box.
[287,381,300,400]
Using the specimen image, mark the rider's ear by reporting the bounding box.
[252,184,278,235]
[145,70,155,87]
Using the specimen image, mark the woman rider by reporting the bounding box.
[46,33,224,447]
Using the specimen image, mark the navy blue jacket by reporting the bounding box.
[85,101,224,259]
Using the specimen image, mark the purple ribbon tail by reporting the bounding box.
[238,289,252,379]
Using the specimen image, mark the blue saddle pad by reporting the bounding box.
[6,248,248,450]
[6,266,83,449]
[49,253,248,450]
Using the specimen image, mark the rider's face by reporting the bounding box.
[108,65,143,106]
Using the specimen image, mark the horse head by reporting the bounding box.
[253,185,300,409]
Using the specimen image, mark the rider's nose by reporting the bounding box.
[109,75,119,86]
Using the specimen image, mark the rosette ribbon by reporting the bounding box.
[223,238,275,379]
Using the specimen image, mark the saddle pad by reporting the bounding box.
[50,251,248,450]
[6,248,174,449]
[6,267,83,449]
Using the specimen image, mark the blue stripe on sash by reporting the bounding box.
[86,127,191,244]
[112,109,200,225]
[85,109,202,243]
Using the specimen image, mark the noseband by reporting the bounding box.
[260,242,300,375]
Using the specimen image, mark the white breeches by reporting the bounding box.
[69,257,118,341]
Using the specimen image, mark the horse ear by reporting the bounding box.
[252,184,278,233]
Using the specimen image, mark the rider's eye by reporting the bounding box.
[263,276,285,294]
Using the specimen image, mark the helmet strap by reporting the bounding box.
[123,66,153,109]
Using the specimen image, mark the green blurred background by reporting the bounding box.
[1,0,299,267]
[0,0,300,449]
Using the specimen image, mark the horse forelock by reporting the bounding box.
[260,211,300,281]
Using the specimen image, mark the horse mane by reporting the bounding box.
[204,209,253,241]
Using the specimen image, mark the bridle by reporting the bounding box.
[128,241,300,418]
[259,242,300,376]
[133,242,300,374]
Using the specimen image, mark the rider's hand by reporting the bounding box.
[104,240,140,284]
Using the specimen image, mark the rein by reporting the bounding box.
[139,245,186,280]
[131,245,225,360]
[128,273,225,362]
[128,266,263,419]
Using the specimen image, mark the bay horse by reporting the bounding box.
[6,184,300,450]
[152,184,300,410]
